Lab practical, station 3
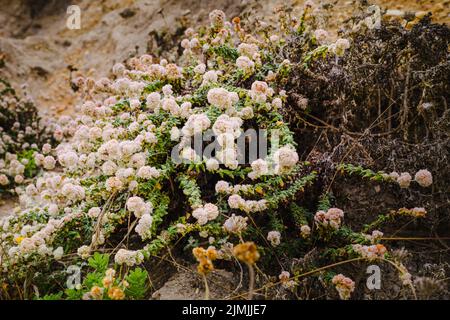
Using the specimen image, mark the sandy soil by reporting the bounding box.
[0,0,448,116]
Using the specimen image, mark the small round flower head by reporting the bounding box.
[389,171,400,180]
[233,241,260,265]
[77,245,91,259]
[193,246,217,275]
[314,29,329,44]
[279,271,296,289]
[209,9,226,30]
[273,145,299,173]
[228,194,244,209]
[135,213,153,240]
[88,207,101,218]
[215,180,231,194]
[267,231,281,247]
[397,172,412,188]
[332,274,355,300]
[249,159,269,180]
[223,214,248,234]
[114,249,144,266]
[206,158,220,171]
[330,38,350,57]
[414,169,432,187]
[237,43,259,58]
[194,63,206,74]
[300,224,311,238]
[236,56,255,74]
[126,196,153,218]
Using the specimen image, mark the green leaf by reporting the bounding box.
[38,292,64,300]
[125,267,149,299]
[88,252,110,272]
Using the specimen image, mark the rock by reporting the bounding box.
[0,197,18,218]
[152,268,239,300]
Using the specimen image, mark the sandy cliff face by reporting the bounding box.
[0,0,448,116]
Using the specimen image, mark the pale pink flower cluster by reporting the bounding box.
[273,145,299,174]
[279,271,296,289]
[386,169,432,189]
[267,231,281,247]
[352,244,387,260]
[57,149,79,168]
[207,88,239,111]
[87,207,101,218]
[215,147,238,169]
[227,194,268,213]
[13,211,81,259]
[201,70,219,86]
[223,214,248,234]
[300,225,311,238]
[215,180,232,194]
[332,274,355,300]
[237,43,259,59]
[135,213,153,240]
[314,29,329,44]
[126,196,153,218]
[314,208,344,230]
[248,159,269,180]
[236,56,255,74]
[181,113,211,136]
[180,147,201,163]
[398,263,413,285]
[137,166,160,180]
[61,183,85,202]
[396,172,412,188]
[209,9,226,29]
[205,158,220,171]
[414,169,433,187]
[212,114,242,137]
[77,245,91,259]
[364,230,384,244]
[249,81,274,104]
[0,154,26,185]
[114,248,144,266]
[192,203,219,225]
[329,38,351,57]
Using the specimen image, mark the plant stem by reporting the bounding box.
[203,274,210,300]
[247,263,255,300]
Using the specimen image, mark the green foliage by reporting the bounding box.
[125,267,149,299]
[88,253,110,273]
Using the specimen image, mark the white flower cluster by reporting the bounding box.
[223,214,248,234]
[279,271,296,289]
[248,159,269,180]
[207,88,239,112]
[363,230,384,244]
[352,244,387,261]
[249,81,274,104]
[114,249,144,266]
[192,203,220,225]
[385,169,433,188]
[314,208,344,230]
[332,274,355,300]
[267,231,281,247]
[181,113,211,137]
[329,38,351,57]
[135,214,153,240]
[228,194,268,213]
[273,145,299,174]
[126,196,153,218]
[137,166,160,180]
